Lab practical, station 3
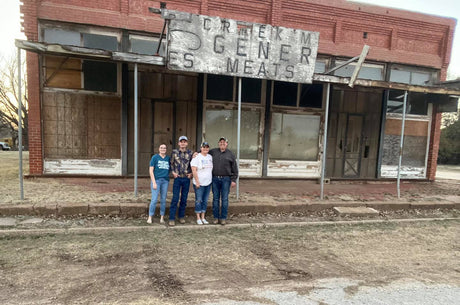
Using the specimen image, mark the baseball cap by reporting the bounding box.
[218,137,228,142]
[178,135,188,142]
[201,142,210,147]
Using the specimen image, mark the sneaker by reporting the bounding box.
[179,218,186,224]
[202,219,209,225]
[147,218,152,224]
[213,219,219,225]
[197,219,203,225]
[169,220,175,226]
[160,218,165,224]
[220,219,226,225]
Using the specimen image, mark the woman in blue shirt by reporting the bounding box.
[147,144,170,224]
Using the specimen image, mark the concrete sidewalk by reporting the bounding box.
[1,177,459,217]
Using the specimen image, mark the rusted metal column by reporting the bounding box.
[320,83,331,200]
[397,91,408,199]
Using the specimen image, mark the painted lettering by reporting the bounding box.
[244,60,253,74]
[203,18,211,31]
[258,25,266,39]
[184,53,194,68]
[301,32,311,45]
[300,47,311,64]
[285,65,294,79]
[276,27,283,40]
[280,44,291,62]
[273,63,280,76]
[221,20,231,33]
[258,41,269,59]
[214,35,225,54]
[258,62,267,77]
[237,38,248,56]
[227,58,239,73]
[169,51,179,67]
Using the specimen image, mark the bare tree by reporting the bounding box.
[0,52,28,149]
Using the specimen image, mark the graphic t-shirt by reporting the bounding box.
[190,153,213,186]
[149,154,170,180]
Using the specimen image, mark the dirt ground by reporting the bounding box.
[1,151,459,206]
[0,220,459,304]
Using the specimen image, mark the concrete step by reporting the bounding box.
[333,206,380,217]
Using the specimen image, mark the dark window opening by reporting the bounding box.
[299,84,323,108]
[273,81,297,106]
[206,74,234,101]
[387,90,428,115]
[240,78,262,103]
[83,60,117,92]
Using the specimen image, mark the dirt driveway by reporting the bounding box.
[1,219,459,304]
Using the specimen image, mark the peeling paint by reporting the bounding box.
[44,159,122,176]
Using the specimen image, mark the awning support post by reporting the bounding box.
[134,63,139,197]
[320,83,331,200]
[18,47,24,201]
[397,91,408,199]
[236,77,242,200]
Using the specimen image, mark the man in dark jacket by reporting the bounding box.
[208,137,238,225]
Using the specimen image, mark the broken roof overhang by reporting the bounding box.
[15,39,460,98]
[15,39,165,65]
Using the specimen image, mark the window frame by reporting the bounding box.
[270,81,324,110]
[39,22,121,95]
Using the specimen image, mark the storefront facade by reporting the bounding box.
[20,0,458,179]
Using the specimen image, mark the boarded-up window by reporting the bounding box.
[382,119,429,167]
[269,113,320,161]
[83,60,117,92]
[205,109,260,159]
[42,27,118,92]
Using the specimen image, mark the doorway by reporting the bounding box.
[326,87,383,178]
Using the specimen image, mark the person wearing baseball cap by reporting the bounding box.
[207,136,238,225]
[190,141,213,225]
[168,135,193,226]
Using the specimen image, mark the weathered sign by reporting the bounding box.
[163,10,319,83]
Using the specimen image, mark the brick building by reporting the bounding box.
[19,0,459,179]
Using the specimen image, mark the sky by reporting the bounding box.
[0,0,459,78]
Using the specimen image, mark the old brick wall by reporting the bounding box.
[20,0,456,175]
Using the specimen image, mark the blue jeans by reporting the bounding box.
[212,176,231,220]
[193,183,212,214]
[169,177,191,220]
[149,178,169,216]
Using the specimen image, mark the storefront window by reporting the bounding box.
[239,78,262,103]
[206,75,234,101]
[130,36,165,56]
[387,90,428,115]
[390,68,433,85]
[269,113,320,161]
[273,81,297,106]
[205,109,260,159]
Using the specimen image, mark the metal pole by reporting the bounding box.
[320,83,331,200]
[397,91,408,199]
[17,48,24,201]
[236,77,242,200]
[134,63,139,196]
